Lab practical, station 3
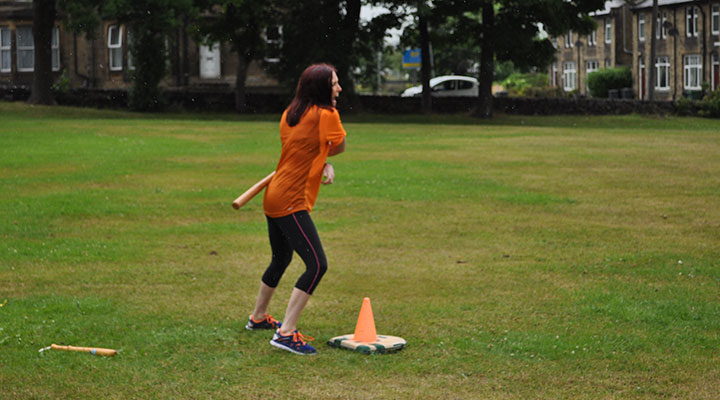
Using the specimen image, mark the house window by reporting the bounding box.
[656,56,670,90]
[605,18,612,44]
[586,60,599,92]
[264,25,282,63]
[108,25,123,71]
[51,27,60,71]
[586,60,599,74]
[16,27,34,72]
[639,13,646,42]
[656,12,667,40]
[687,7,699,37]
[564,31,573,48]
[712,5,719,35]
[563,61,576,91]
[684,54,702,90]
[552,37,558,49]
[605,59,611,68]
[0,27,10,72]
[551,62,558,87]
[588,30,597,46]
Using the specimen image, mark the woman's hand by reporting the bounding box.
[322,163,335,184]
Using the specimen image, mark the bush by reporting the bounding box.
[675,97,695,116]
[587,67,632,98]
[699,89,720,118]
[500,73,549,97]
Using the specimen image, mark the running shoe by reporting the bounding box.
[270,330,317,355]
[245,313,282,331]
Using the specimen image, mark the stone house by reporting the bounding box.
[550,0,634,96]
[632,0,720,100]
[0,0,280,92]
[550,0,720,99]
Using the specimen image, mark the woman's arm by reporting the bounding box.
[328,138,345,157]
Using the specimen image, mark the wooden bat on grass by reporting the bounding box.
[232,171,275,210]
[39,344,117,357]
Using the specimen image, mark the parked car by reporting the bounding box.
[400,75,479,97]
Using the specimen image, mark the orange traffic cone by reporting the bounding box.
[353,297,378,342]
[327,297,406,354]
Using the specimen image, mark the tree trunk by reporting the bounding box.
[235,51,249,113]
[648,0,658,101]
[28,0,57,105]
[419,12,432,113]
[337,0,361,110]
[476,1,494,118]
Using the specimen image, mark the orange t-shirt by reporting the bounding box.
[263,106,347,218]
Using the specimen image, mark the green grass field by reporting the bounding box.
[1,101,719,399]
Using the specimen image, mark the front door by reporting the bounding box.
[713,54,719,91]
[639,58,646,100]
[199,43,221,79]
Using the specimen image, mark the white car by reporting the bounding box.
[400,75,479,97]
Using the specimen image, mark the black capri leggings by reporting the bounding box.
[261,210,327,295]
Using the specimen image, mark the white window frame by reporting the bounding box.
[684,54,702,90]
[656,12,667,40]
[108,25,123,71]
[0,27,10,73]
[16,26,34,72]
[586,60,599,92]
[551,62,558,87]
[712,5,719,35]
[605,59,612,68]
[51,27,60,71]
[639,13,646,42]
[687,7,699,37]
[564,31,574,48]
[655,56,670,90]
[588,30,597,47]
[605,18,612,44]
[563,61,576,91]
[586,60,599,75]
[263,25,282,63]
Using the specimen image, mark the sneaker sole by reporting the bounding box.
[270,339,317,356]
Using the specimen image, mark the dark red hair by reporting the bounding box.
[285,63,337,127]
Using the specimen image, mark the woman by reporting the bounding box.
[245,64,346,355]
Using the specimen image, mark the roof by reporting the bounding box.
[0,1,33,20]
[631,0,697,10]
[590,0,627,16]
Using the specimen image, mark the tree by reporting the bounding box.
[192,0,273,113]
[425,0,605,117]
[28,0,101,105]
[418,2,432,112]
[105,0,192,111]
[271,0,362,106]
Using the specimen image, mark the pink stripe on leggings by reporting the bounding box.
[292,213,321,293]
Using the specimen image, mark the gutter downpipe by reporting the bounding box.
[623,4,633,55]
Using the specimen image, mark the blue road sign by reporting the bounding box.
[403,49,421,69]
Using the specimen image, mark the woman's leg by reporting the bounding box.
[253,216,293,319]
[278,287,311,335]
[273,211,328,333]
[251,282,276,321]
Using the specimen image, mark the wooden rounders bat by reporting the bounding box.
[46,344,117,356]
[232,171,275,210]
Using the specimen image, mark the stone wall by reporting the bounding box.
[0,86,693,116]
